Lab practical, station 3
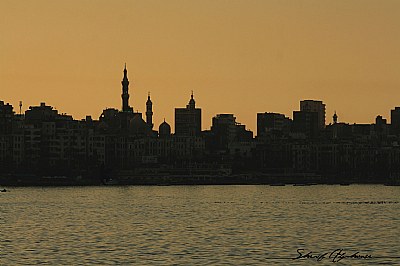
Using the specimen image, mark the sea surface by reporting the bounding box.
[1,185,399,265]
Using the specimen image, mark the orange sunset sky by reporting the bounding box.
[1,0,400,132]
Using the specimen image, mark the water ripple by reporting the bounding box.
[1,185,399,265]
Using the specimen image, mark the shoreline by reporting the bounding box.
[1,175,399,187]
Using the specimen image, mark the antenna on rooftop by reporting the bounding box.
[19,101,22,115]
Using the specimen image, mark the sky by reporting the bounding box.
[1,0,400,132]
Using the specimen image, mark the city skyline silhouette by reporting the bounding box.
[2,2,400,265]
[1,64,398,134]
[1,64,400,186]
[2,1,400,131]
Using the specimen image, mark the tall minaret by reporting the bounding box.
[146,92,153,129]
[121,64,132,112]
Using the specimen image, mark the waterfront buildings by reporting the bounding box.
[1,67,400,182]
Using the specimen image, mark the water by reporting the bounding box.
[1,185,399,265]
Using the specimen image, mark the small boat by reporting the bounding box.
[384,178,400,186]
[384,182,400,186]
[102,178,119,185]
[1,188,7,192]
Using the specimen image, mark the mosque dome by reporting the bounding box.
[159,120,171,137]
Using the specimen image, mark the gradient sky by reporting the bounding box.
[1,0,400,132]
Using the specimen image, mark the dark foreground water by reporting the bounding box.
[1,185,399,265]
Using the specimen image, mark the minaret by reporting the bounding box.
[146,92,153,129]
[121,64,132,112]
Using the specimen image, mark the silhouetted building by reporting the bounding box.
[257,112,291,137]
[0,101,14,134]
[175,92,201,136]
[292,111,319,138]
[128,115,153,137]
[0,101,14,169]
[209,114,253,151]
[351,124,373,140]
[99,108,119,130]
[300,100,326,129]
[235,124,253,142]
[375,115,388,139]
[391,107,400,135]
[25,102,59,123]
[211,114,237,150]
[326,122,352,139]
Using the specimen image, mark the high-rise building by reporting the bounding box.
[211,114,237,149]
[391,107,400,134]
[300,100,326,129]
[257,112,291,137]
[0,101,14,134]
[210,114,253,151]
[292,111,319,138]
[175,92,201,136]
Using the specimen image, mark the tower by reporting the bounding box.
[121,64,132,112]
[333,111,338,124]
[188,90,195,110]
[146,92,153,129]
[175,92,201,136]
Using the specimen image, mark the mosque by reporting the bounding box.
[99,65,171,137]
